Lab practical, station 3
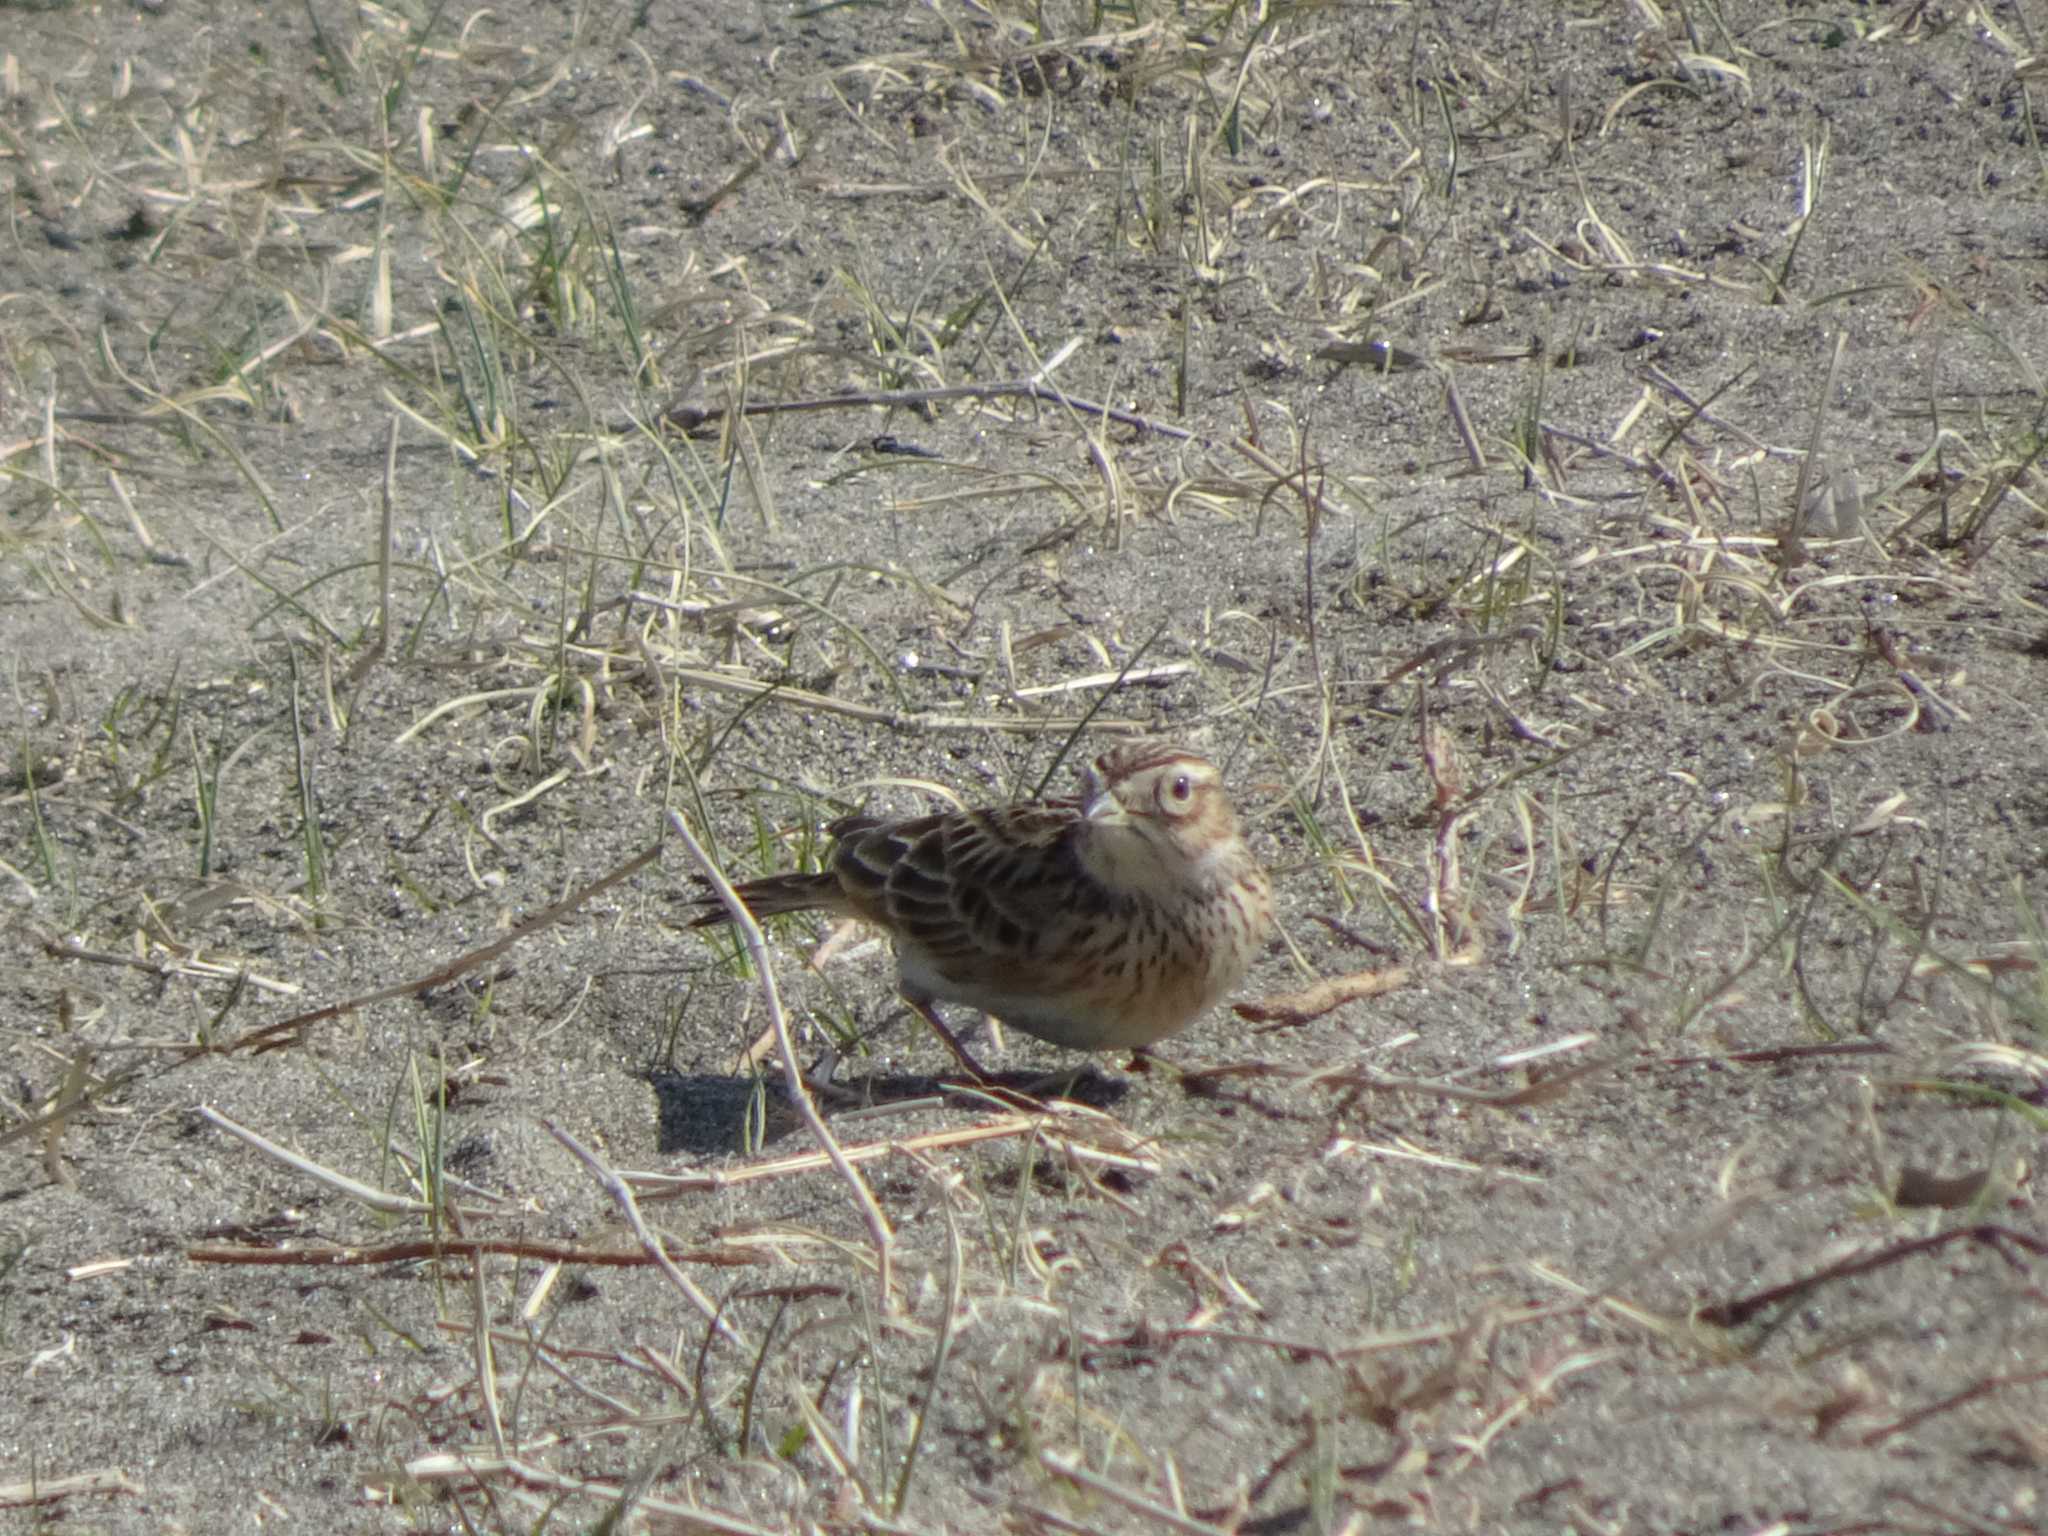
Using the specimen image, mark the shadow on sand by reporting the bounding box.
[648,1063,1136,1157]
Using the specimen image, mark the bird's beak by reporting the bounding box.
[1081,766,1124,823]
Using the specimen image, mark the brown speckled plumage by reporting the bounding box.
[695,744,1272,1063]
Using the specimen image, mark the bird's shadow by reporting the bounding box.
[649,1065,1134,1157]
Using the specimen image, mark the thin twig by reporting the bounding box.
[217,845,660,1054]
[666,807,897,1308]
[1700,1225,2048,1328]
[545,1121,745,1346]
[187,1237,757,1267]
[655,379,1194,442]
[626,1107,1156,1196]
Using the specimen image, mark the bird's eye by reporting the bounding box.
[1158,773,1194,811]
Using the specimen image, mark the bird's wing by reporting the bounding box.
[834,800,1107,976]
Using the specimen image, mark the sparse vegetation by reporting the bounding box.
[3,1,2045,1531]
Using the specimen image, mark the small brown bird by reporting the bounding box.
[694,743,1272,1075]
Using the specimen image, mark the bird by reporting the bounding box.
[693,743,1272,1078]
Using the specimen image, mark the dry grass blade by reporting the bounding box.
[198,1105,433,1216]
[401,1455,786,1535]
[544,1121,746,1346]
[43,935,300,999]
[186,1236,758,1269]
[0,1469,142,1508]
[216,846,660,1055]
[665,807,897,1308]
[624,1106,1160,1200]
[1233,964,1410,1026]
[1185,1041,1615,1114]
[1860,1368,2048,1447]
[1699,1226,2048,1329]
[614,661,1151,739]
[655,377,1199,442]
[1039,1451,1236,1536]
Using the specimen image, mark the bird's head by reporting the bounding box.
[1077,744,1242,884]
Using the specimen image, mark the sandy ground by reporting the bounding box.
[3,2,2045,1532]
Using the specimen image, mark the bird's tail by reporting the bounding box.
[691,870,844,927]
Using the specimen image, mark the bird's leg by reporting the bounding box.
[797,1047,866,1107]
[904,994,995,1081]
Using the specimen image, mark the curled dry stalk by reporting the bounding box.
[1417,697,1479,963]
